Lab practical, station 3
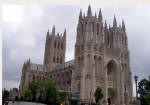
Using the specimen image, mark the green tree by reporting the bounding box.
[94,87,103,105]
[109,88,117,104]
[138,78,150,105]
[109,88,117,100]
[2,89,9,100]
[28,80,40,101]
[23,80,40,101]
[2,89,9,105]
[132,100,136,105]
[58,91,68,103]
[145,89,150,105]
[23,88,32,101]
[42,79,58,105]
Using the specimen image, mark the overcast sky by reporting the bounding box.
[2,4,150,96]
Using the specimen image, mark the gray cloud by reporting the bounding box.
[2,5,150,94]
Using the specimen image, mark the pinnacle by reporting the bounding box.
[63,29,66,38]
[122,19,126,31]
[52,25,55,35]
[98,8,103,22]
[113,15,117,27]
[87,4,92,17]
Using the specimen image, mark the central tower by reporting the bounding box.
[72,5,105,103]
[71,5,132,105]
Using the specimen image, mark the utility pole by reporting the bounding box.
[134,75,138,105]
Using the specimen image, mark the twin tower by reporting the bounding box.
[44,26,66,72]
[44,5,128,71]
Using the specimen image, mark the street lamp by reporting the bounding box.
[134,75,138,105]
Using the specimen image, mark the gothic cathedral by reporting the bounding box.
[10,5,133,105]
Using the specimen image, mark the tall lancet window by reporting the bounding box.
[57,57,59,63]
[60,58,62,64]
[61,43,63,50]
[97,23,99,35]
[54,40,57,48]
[53,56,55,63]
[92,22,94,35]
[82,24,84,35]
[108,34,110,46]
[58,42,60,49]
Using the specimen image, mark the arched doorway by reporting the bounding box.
[124,92,128,105]
[106,60,118,105]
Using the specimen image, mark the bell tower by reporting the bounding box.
[71,5,104,103]
[44,26,66,72]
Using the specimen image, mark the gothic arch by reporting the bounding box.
[106,59,118,104]
[77,81,80,92]
[106,60,118,75]
[94,56,103,79]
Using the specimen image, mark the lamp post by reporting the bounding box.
[90,91,91,105]
[134,75,138,105]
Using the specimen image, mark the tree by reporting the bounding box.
[42,79,59,105]
[145,89,150,105]
[58,91,68,103]
[94,87,103,105]
[138,78,150,105]
[2,89,9,105]
[23,88,32,101]
[23,80,40,101]
[109,88,117,104]
[2,89,9,100]
[132,100,136,105]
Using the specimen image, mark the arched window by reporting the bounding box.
[57,42,60,49]
[53,56,55,63]
[97,23,99,35]
[82,24,84,35]
[54,40,56,48]
[61,43,63,50]
[33,76,35,80]
[57,57,59,63]
[60,58,62,64]
[92,22,94,34]
[108,34,110,45]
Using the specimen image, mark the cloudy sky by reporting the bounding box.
[2,4,150,96]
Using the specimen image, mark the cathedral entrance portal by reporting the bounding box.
[106,60,118,105]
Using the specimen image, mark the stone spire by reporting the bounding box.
[29,58,31,63]
[113,15,117,28]
[46,30,49,40]
[87,4,92,17]
[98,8,102,22]
[52,25,55,35]
[63,29,66,39]
[79,9,82,21]
[104,20,108,30]
[26,58,31,64]
[122,20,126,31]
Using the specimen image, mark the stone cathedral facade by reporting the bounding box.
[11,5,133,105]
